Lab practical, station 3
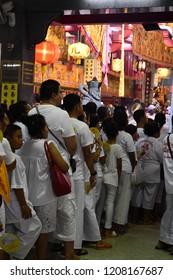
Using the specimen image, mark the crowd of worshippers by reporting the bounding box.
[0,79,173,260]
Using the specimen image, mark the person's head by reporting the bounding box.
[113,109,128,130]
[155,112,166,128]
[78,110,90,126]
[147,104,156,115]
[125,124,139,141]
[4,124,23,151]
[25,114,48,139]
[83,102,97,115]
[144,122,160,138]
[0,106,9,133]
[103,121,118,140]
[63,94,83,116]
[40,79,61,106]
[34,94,40,103]
[97,106,111,122]
[8,100,31,124]
[133,109,147,126]
[89,114,100,130]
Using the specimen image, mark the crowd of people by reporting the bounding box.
[0,79,173,260]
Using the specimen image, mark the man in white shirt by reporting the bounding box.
[29,79,78,259]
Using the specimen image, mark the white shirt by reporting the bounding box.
[29,105,76,175]
[116,130,136,173]
[136,136,163,183]
[2,138,16,165]
[5,155,35,223]
[18,139,57,206]
[104,143,123,187]
[163,134,173,193]
[70,118,94,180]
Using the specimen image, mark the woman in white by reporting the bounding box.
[18,114,69,259]
[102,121,123,238]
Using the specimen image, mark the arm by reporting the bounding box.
[64,135,77,157]
[48,142,69,173]
[6,160,16,171]
[14,189,32,219]
[117,158,122,182]
[82,145,96,187]
[128,151,137,173]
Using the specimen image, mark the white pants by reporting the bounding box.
[53,176,76,242]
[104,184,118,229]
[83,184,101,241]
[113,172,131,225]
[142,182,159,210]
[6,214,42,259]
[73,179,85,249]
[160,194,173,245]
[130,183,144,208]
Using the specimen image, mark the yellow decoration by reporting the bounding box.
[0,233,20,253]
[102,142,111,156]
[0,130,3,142]
[0,160,10,204]
[112,58,122,72]
[157,68,171,79]
[85,182,92,194]
[119,24,125,97]
[89,127,100,140]
[68,42,90,59]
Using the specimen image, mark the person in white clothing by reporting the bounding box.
[4,124,42,260]
[102,121,123,238]
[28,79,78,260]
[133,109,147,139]
[155,116,173,252]
[113,109,136,234]
[63,94,96,256]
[18,114,71,259]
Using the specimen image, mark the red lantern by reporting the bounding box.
[35,40,57,65]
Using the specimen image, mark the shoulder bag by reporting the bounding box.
[44,141,71,197]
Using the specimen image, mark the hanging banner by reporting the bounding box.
[132,25,173,67]
[0,160,10,204]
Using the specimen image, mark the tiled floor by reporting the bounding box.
[26,222,173,260]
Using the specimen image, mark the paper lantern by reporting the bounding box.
[157,68,171,79]
[68,42,90,59]
[35,40,57,65]
[112,58,122,72]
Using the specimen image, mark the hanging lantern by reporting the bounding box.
[157,68,171,79]
[68,42,90,59]
[112,58,122,72]
[35,40,57,65]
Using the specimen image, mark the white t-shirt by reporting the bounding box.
[104,143,123,187]
[0,141,5,157]
[136,136,163,183]
[163,134,173,194]
[2,138,16,165]
[137,127,145,139]
[29,105,75,174]
[70,118,94,181]
[5,155,35,223]
[116,130,135,173]
[18,139,57,206]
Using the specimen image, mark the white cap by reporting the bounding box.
[148,104,156,112]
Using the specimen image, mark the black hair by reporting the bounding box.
[133,109,145,124]
[103,121,118,140]
[144,122,160,137]
[63,93,81,112]
[113,109,128,130]
[125,124,137,136]
[25,114,46,138]
[102,117,114,132]
[40,79,60,101]
[155,112,166,128]
[89,114,100,128]
[4,124,21,138]
[8,101,29,124]
[0,106,5,122]
[83,102,97,115]
[97,106,109,121]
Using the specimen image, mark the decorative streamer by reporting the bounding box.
[119,24,125,97]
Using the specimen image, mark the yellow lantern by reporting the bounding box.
[112,58,122,72]
[68,42,90,59]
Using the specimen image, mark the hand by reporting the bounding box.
[21,205,32,219]
[0,220,3,232]
[90,175,96,188]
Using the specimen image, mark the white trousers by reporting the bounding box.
[113,172,131,225]
[83,184,101,241]
[104,184,118,229]
[6,214,42,259]
[160,194,173,245]
[73,179,85,249]
[142,182,159,210]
